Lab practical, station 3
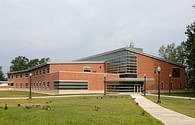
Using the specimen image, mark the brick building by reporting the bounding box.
[7,44,185,94]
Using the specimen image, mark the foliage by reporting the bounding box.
[10,56,29,72]
[158,43,185,65]
[10,56,50,72]
[0,66,6,81]
[0,95,163,125]
[184,22,195,95]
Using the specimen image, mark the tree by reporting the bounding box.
[0,66,6,81]
[28,59,39,68]
[175,41,186,65]
[184,22,195,96]
[39,58,50,64]
[10,56,29,72]
[10,56,50,72]
[158,43,184,64]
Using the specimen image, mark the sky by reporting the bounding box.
[0,0,194,76]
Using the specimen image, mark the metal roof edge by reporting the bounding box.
[75,46,185,68]
[125,48,185,68]
[47,61,105,64]
[7,62,48,74]
[7,61,105,74]
[75,47,128,61]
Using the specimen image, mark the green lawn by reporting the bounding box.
[0,95,163,125]
[146,95,195,118]
[0,91,49,97]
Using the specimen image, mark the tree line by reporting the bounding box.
[0,56,50,81]
[9,56,50,72]
[159,22,195,95]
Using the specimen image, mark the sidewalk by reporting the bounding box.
[147,93,195,100]
[130,93,195,125]
[0,94,101,100]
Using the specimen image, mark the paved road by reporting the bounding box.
[131,93,195,125]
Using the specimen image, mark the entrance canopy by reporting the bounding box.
[105,78,154,82]
[105,78,154,92]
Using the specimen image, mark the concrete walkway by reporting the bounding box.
[130,93,195,125]
[147,93,195,100]
[0,94,102,100]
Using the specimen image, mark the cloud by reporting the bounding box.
[0,0,194,74]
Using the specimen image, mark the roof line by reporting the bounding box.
[76,47,185,67]
[7,61,105,74]
[75,47,128,61]
[124,47,185,67]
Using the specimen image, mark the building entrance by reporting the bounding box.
[134,84,143,93]
[106,81,143,93]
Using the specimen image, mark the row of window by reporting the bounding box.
[160,81,182,89]
[8,65,50,79]
[14,82,50,88]
[154,67,181,78]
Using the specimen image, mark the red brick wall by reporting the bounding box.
[58,71,119,91]
[137,54,185,91]
[50,63,106,73]
[7,63,119,91]
[8,72,29,88]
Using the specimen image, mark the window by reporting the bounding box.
[43,82,45,87]
[25,72,28,77]
[20,83,23,88]
[172,68,180,78]
[180,83,182,89]
[16,83,18,88]
[25,83,28,88]
[20,73,22,78]
[16,74,18,78]
[8,75,10,79]
[36,70,38,76]
[10,83,14,86]
[47,82,50,87]
[84,67,91,72]
[36,82,38,86]
[161,82,164,89]
[39,69,42,75]
[33,71,35,76]
[12,75,13,79]
[34,83,36,86]
[53,81,88,90]
[47,65,50,73]
[39,82,41,87]
[170,82,173,90]
[154,66,156,74]
[43,67,45,74]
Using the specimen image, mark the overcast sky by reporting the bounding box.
[0,0,194,75]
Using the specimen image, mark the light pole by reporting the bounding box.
[29,72,32,99]
[169,74,172,96]
[144,74,146,96]
[157,66,161,103]
[104,74,107,96]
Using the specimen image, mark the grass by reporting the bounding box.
[0,95,163,125]
[0,91,49,97]
[146,95,195,118]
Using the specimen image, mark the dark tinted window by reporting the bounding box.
[172,68,180,77]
